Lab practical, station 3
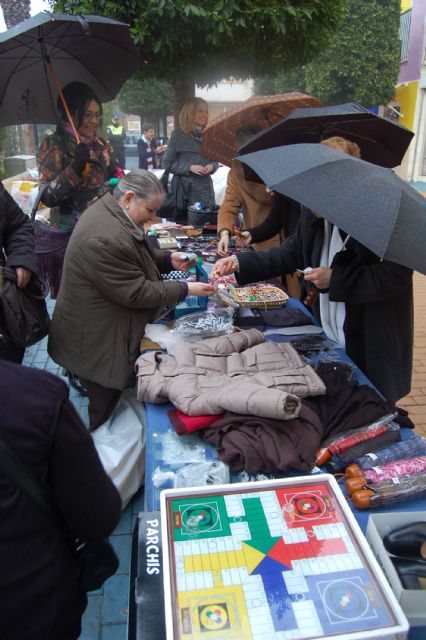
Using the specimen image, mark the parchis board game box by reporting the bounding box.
[160,474,408,640]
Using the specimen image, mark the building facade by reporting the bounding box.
[395,0,426,180]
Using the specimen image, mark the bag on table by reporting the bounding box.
[0,434,119,592]
[0,266,50,348]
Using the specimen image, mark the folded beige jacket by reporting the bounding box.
[136,329,326,420]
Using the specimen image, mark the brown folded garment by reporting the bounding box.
[201,405,323,474]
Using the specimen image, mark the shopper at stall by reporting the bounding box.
[162,97,218,218]
[37,82,117,299]
[0,180,38,363]
[48,170,216,431]
[217,125,280,255]
[0,359,121,640]
[38,81,115,228]
[212,137,413,402]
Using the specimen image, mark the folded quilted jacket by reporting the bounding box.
[136,329,326,420]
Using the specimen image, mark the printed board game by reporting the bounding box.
[161,475,408,640]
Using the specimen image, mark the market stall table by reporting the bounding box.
[129,295,426,640]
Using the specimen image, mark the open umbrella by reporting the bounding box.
[239,103,414,168]
[200,92,321,167]
[237,143,426,275]
[0,12,141,129]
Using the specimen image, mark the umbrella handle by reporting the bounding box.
[44,53,91,177]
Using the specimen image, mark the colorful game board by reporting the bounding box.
[161,476,407,640]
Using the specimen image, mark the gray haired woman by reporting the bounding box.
[48,170,216,430]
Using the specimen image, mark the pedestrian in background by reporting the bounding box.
[106,114,126,169]
[137,122,166,171]
[163,98,218,217]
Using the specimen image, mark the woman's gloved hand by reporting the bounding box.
[71,143,90,176]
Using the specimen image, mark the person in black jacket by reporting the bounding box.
[212,138,413,402]
[0,360,121,640]
[137,123,167,171]
[0,180,39,363]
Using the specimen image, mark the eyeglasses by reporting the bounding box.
[83,111,102,121]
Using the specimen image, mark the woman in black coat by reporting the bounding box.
[0,180,39,363]
[0,361,121,640]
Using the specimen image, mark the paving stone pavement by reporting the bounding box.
[399,271,426,438]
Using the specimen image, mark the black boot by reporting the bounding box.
[392,557,426,590]
[383,521,426,559]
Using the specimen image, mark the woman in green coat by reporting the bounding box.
[48,170,215,430]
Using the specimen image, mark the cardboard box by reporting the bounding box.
[366,512,426,626]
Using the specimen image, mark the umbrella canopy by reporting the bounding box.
[200,92,321,167]
[237,143,426,275]
[0,12,141,126]
[239,102,414,168]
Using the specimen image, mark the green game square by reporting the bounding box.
[170,495,231,540]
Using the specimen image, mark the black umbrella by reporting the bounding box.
[237,143,426,275]
[0,12,141,128]
[239,103,414,169]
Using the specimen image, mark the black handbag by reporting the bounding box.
[0,434,119,592]
[0,266,50,348]
[158,170,190,223]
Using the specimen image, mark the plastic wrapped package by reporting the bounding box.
[174,307,234,340]
[152,461,230,489]
[161,429,206,464]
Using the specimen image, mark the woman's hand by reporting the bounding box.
[217,230,230,256]
[304,267,332,290]
[202,164,214,174]
[189,164,206,175]
[187,282,217,296]
[170,252,197,271]
[235,231,252,247]
[211,256,238,279]
[15,267,31,288]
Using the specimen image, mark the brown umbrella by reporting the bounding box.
[201,92,321,167]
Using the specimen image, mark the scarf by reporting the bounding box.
[319,221,346,347]
[62,121,100,153]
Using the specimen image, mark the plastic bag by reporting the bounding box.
[144,323,184,352]
[174,307,234,340]
[10,180,39,215]
[91,388,146,508]
[174,461,230,487]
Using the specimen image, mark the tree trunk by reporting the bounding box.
[1,0,30,28]
[171,76,196,124]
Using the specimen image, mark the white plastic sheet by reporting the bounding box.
[91,388,146,508]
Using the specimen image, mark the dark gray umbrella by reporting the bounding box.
[239,103,414,168]
[237,143,426,274]
[0,12,141,126]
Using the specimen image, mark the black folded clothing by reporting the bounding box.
[261,307,312,327]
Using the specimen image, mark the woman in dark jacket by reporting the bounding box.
[162,97,218,221]
[37,82,117,296]
[0,180,38,363]
[212,138,413,403]
[0,360,121,640]
[48,170,216,430]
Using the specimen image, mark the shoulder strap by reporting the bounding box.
[30,182,50,222]
[0,435,52,514]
